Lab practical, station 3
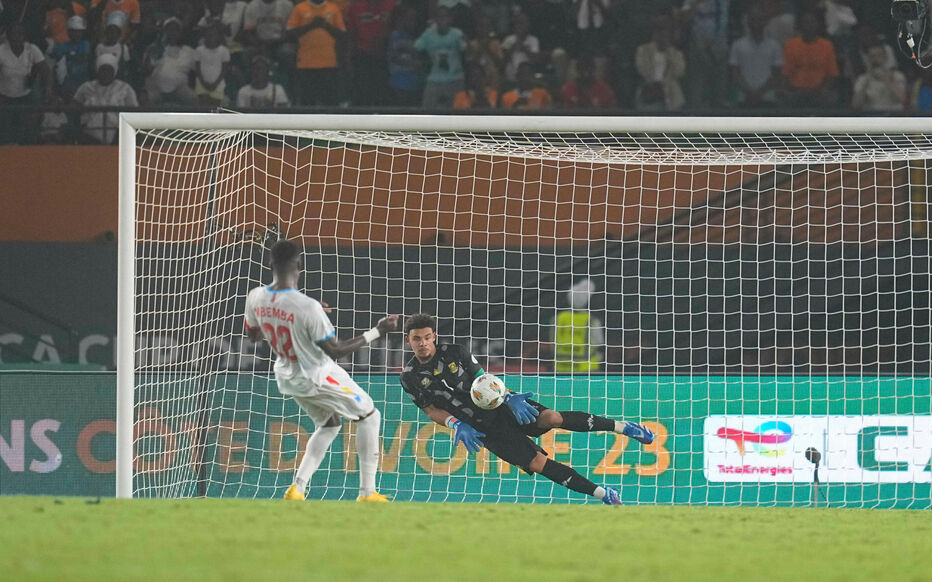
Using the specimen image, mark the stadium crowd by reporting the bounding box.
[0,0,918,143]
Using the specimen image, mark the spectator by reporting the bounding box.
[524,0,567,52]
[453,63,498,108]
[501,12,539,84]
[853,25,897,77]
[729,4,782,107]
[236,54,289,107]
[634,14,686,111]
[243,0,293,45]
[551,278,604,373]
[465,13,503,90]
[44,0,85,47]
[49,15,91,99]
[198,0,248,49]
[782,11,839,107]
[287,0,347,106]
[414,7,466,108]
[143,17,197,105]
[500,61,551,109]
[910,66,932,111]
[346,0,396,106]
[195,23,231,106]
[437,0,474,38]
[477,0,510,39]
[73,52,137,144]
[822,0,857,40]
[681,0,731,108]
[852,43,906,112]
[572,0,608,55]
[242,0,295,70]
[762,0,795,47]
[40,93,70,143]
[543,46,570,96]
[386,4,422,106]
[0,21,50,144]
[96,11,132,80]
[89,0,141,40]
[560,55,615,109]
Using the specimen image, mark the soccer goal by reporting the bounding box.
[118,114,932,507]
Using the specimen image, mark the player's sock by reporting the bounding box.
[355,408,381,498]
[538,458,597,496]
[592,486,607,500]
[293,424,341,491]
[558,411,615,432]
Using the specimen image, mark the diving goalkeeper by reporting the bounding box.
[398,313,654,505]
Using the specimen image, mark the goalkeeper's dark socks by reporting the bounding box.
[558,411,615,432]
[538,459,597,496]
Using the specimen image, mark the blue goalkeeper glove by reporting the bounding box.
[504,392,539,425]
[451,420,485,453]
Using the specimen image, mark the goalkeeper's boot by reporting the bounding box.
[602,486,622,506]
[284,484,306,501]
[357,491,391,503]
[618,420,655,445]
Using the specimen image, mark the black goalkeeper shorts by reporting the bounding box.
[479,400,550,473]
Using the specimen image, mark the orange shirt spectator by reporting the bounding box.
[45,1,86,45]
[454,87,499,108]
[781,12,839,91]
[782,36,838,89]
[500,87,551,109]
[91,0,142,28]
[287,0,346,69]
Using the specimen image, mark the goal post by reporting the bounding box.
[117,113,932,506]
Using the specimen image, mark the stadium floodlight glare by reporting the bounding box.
[118,114,932,507]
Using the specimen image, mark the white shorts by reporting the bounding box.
[288,363,375,426]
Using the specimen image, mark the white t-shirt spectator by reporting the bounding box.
[501,33,539,82]
[0,41,45,98]
[729,34,782,101]
[96,42,131,75]
[74,78,138,143]
[237,82,289,108]
[149,44,197,94]
[196,44,231,85]
[853,69,907,112]
[244,0,294,42]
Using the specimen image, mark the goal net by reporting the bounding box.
[118,114,932,508]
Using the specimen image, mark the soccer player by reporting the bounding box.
[399,313,655,505]
[245,239,398,502]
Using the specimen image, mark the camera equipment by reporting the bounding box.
[893,0,932,66]
[893,0,926,23]
[805,447,824,507]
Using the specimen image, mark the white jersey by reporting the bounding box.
[244,286,336,396]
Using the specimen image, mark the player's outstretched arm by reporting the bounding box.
[318,315,400,360]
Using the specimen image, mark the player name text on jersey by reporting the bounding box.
[253,306,295,323]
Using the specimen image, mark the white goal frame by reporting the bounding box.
[116,113,932,499]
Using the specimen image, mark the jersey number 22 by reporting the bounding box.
[263,323,297,361]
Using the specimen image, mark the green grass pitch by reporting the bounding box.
[2,497,929,582]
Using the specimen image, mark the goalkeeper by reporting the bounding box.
[245,239,399,502]
[398,313,654,505]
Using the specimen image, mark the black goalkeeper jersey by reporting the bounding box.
[399,343,509,431]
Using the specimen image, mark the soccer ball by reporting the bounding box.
[470,373,507,410]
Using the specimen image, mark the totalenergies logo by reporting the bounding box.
[717,421,793,457]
